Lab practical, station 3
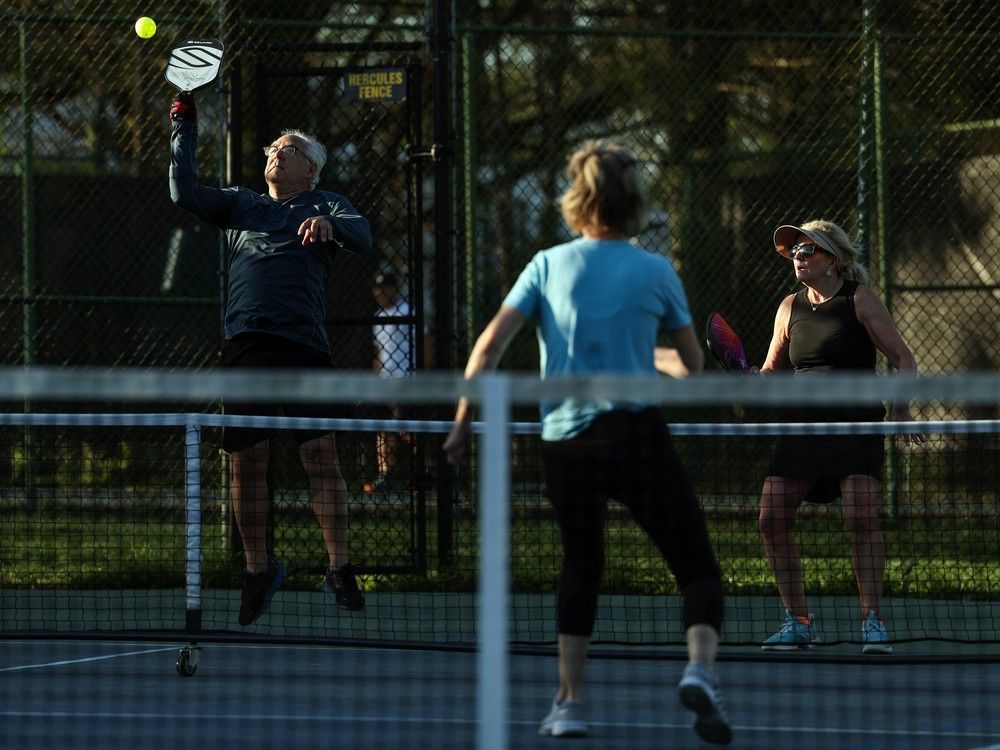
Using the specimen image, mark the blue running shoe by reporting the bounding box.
[238,557,287,627]
[761,610,820,651]
[862,610,893,654]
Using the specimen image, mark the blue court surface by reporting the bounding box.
[1,639,998,749]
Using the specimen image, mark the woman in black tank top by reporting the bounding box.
[755,220,922,656]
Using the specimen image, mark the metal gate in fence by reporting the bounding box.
[246,50,435,576]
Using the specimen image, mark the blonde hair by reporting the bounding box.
[799,219,870,284]
[559,140,647,237]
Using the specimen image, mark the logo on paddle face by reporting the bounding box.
[165,39,224,92]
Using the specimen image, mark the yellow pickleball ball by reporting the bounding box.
[134,17,157,39]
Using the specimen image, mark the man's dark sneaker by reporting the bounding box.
[238,557,287,627]
[323,563,365,611]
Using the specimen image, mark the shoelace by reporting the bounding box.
[779,615,800,633]
[699,674,730,720]
[863,616,884,635]
[332,571,359,594]
[714,692,730,720]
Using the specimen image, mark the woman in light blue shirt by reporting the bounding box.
[444,140,731,745]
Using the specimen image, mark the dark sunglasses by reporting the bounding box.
[789,243,824,258]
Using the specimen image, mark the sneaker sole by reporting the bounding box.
[678,682,733,745]
[241,562,287,627]
[862,642,893,654]
[761,641,819,651]
[262,563,287,615]
[548,721,588,738]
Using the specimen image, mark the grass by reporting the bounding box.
[2,508,999,600]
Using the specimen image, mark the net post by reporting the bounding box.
[219,448,231,552]
[476,373,510,750]
[184,418,202,634]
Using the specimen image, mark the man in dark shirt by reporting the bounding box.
[169,91,373,627]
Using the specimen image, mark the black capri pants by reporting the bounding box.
[541,408,724,637]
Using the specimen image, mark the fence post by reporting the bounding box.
[859,1,899,518]
[184,418,203,635]
[431,0,457,569]
[857,1,875,258]
[461,31,479,354]
[18,19,38,512]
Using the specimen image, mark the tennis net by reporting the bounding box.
[0,367,998,749]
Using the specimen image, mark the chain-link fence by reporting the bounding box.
[1,2,429,371]
[1,0,999,652]
[2,2,997,376]
[456,3,1000,380]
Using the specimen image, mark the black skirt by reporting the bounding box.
[766,405,885,504]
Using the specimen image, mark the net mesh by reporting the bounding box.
[2,411,998,645]
[1,369,998,748]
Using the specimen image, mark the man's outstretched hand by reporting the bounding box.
[169,91,197,122]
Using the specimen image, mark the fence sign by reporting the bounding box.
[344,68,407,102]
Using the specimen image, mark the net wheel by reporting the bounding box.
[176,650,198,677]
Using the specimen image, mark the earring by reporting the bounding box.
[825,268,833,277]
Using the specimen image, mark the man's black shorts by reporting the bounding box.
[220,332,352,453]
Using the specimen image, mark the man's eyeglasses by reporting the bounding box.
[262,144,314,164]
[789,243,823,258]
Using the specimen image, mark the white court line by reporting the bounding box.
[0,647,176,673]
[2,712,480,723]
[594,722,999,740]
[722,724,999,740]
[0,710,997,741]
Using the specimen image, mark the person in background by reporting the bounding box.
[169,90,372,626]
[443,139,732,745]
[756,219,922,654]
[369,262,415,492]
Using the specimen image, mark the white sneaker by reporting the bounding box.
[677,663,733,745]
[538,698,587,738]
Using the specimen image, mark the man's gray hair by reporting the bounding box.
[282,129,327,189]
